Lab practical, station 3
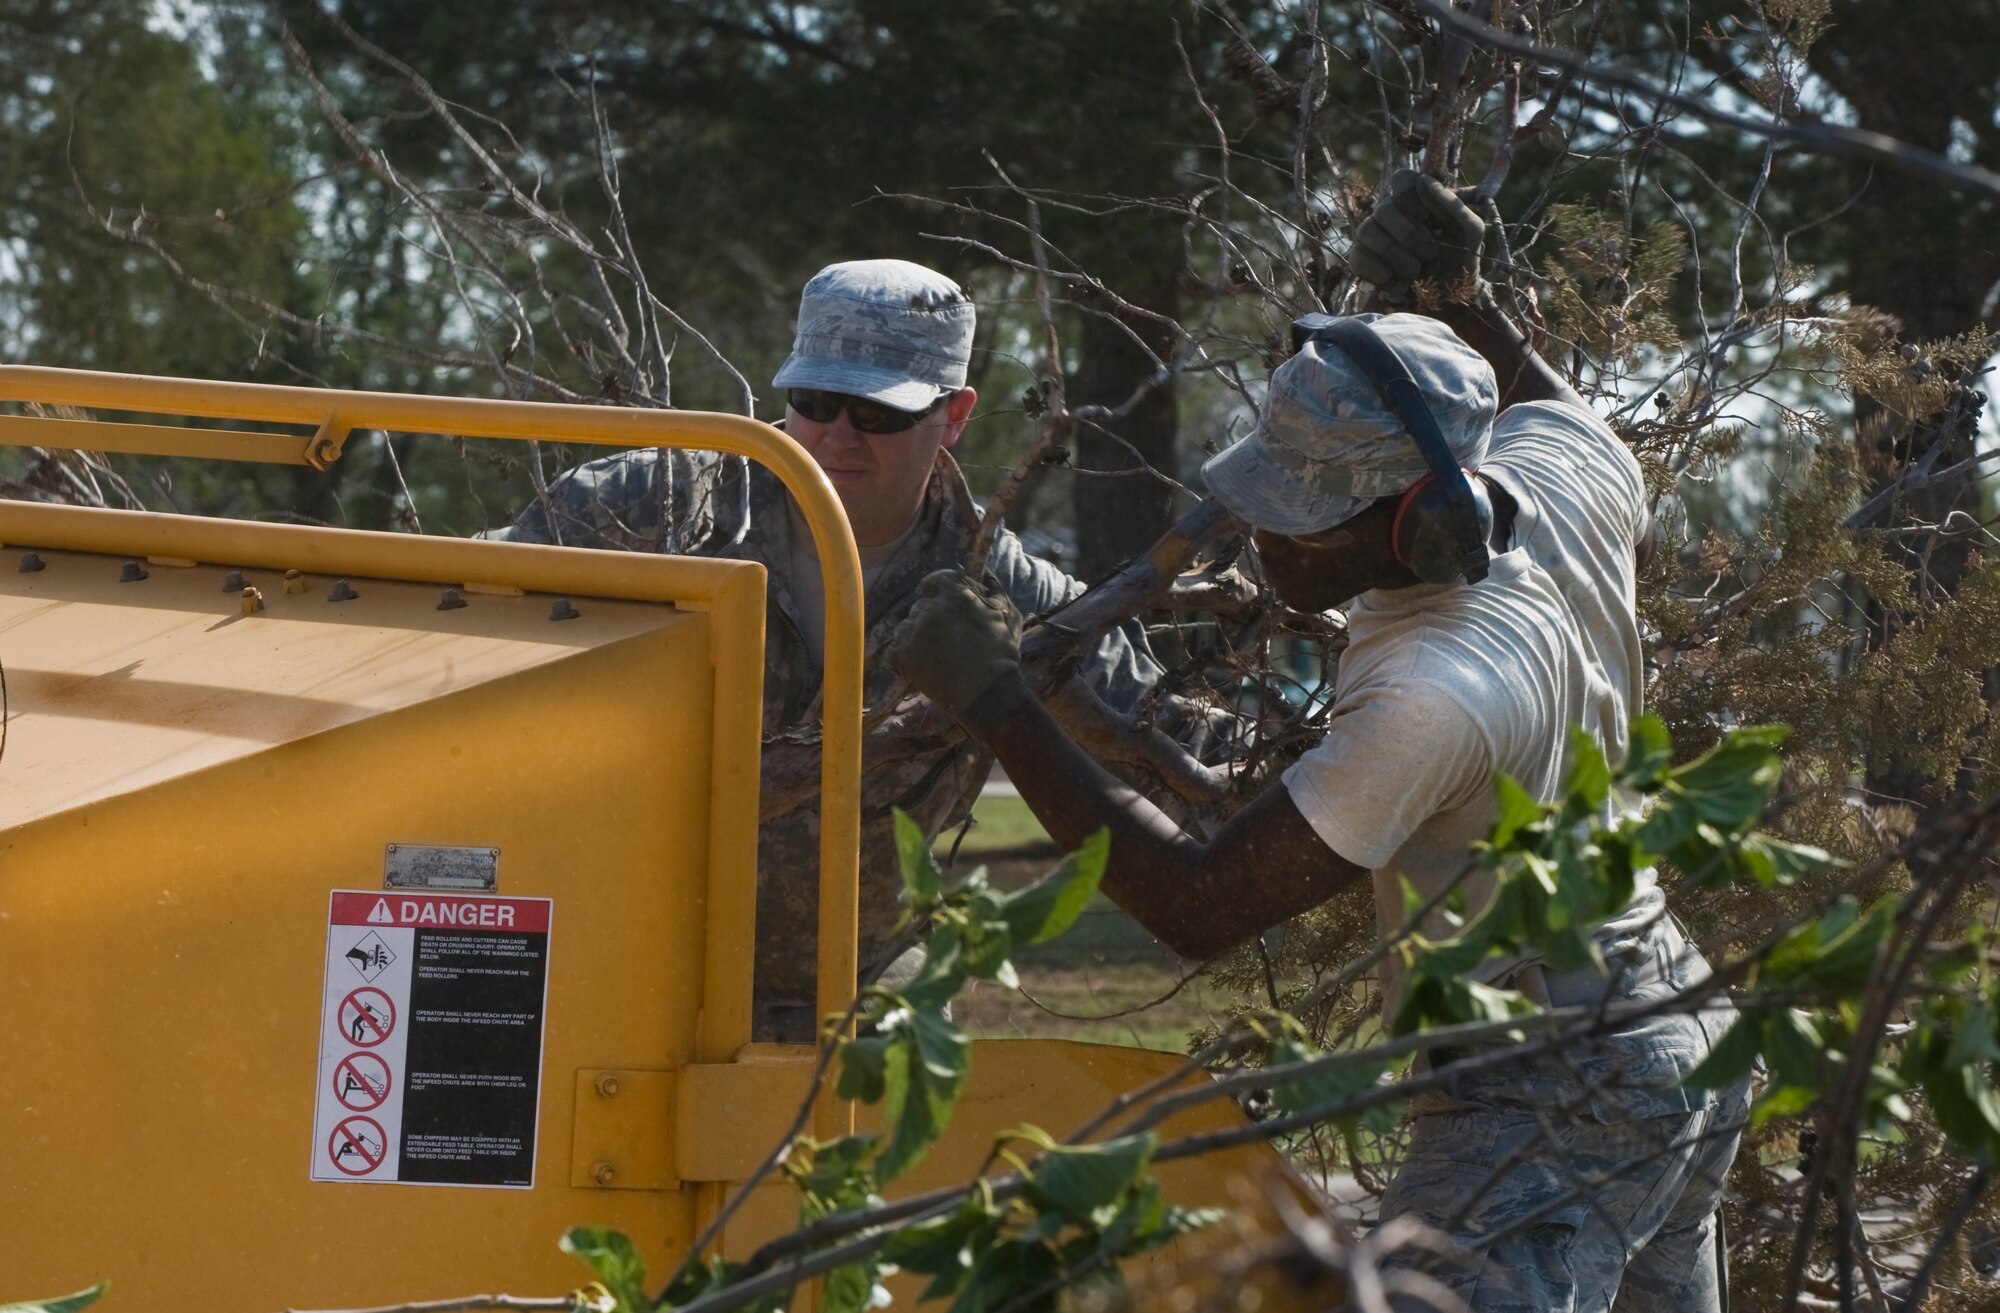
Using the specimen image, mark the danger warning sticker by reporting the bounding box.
[311,890,552,1188]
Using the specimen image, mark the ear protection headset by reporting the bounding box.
[1289,313,1493,586]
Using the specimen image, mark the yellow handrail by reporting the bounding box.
[0,365,863,1143]
[0,411,351,467]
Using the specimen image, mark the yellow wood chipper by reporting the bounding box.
[0,368,1312,1308]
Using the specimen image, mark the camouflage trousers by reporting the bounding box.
[1379,920,1752,1312]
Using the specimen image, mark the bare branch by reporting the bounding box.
[1403,0,2000,200]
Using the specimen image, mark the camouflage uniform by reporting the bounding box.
[493,444,1161,1041]
[1379,919,1750,1311]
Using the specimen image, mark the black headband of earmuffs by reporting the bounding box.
[1289,313,1490,585]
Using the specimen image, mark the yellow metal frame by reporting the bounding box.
[0,411,350,468]
[0,365,864,1143]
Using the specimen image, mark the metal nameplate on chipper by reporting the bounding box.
[385,843,502,891]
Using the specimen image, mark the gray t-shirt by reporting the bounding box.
[1281,400,1662,1010]
[784,500,918,663]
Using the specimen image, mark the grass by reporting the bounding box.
[934,808,1229,1055]
[952,963,1225,1051]
[936,793,1055,858]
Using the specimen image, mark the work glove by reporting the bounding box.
[1348,168,1492,309]
[888,568,1030,736]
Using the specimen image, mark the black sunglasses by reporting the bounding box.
[787,388,947,434]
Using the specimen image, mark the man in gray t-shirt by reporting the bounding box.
[886,176,1747,1311]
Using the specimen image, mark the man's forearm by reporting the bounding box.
[977,688,1221,953]
[891,572,1364,958]
[969,681,1364,961]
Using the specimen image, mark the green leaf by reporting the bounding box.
[1489,772,1544,849]
[1760,920,1822,985]
[871,1039,916,1177]
[1757,837,1837,885]
[1922,1060,2000,1156]
[1931,939,1986,986]
[1670,729,1785,830]
[1265,1037,1386,1118]
[948,1240,1059,1313]
[894,809,944,907]
[1718,723,1791,752]
[1751,1083,1818,1126]
[1596,837,1638,919]
[875,1082,951,1185]
[560,1227,649,1311]
[1029,1132,1158,1219]
[1463,979,1534,1024]
[1946,1001,2000,1070]
[1519,850,1560,900]
[1681,1015,1759,1091]
[999,828,1109,946]
[657,1255,742,1308]
[1398,873,1427,924]
[1816,896,1861,943]
[910,1004,972,1084]
[1411,927,1500,981]
[1624,714,1674,788]
[874,1020,966,1184]
[836,1034,892,1104]
[795,1133,881,1208]
[822,1261,880,1313]
[1804,900,1890,991]
[957,924,1015,984]
[884,1201,1000,1292]
[902,929,969,1011]
[1762,898,1885,988]
[1563,726,1611,813]
[1544,847,1603,931]
[1763,1009,1825,1088]
[1539,919,1603,975]
[0,1287,108,1313]
[1393,971,1533,1035]
[1728,834,1835,889]
[1632,798,1696,864]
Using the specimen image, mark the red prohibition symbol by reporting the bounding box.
[328,1115,388,1176]
[332,1051,392,1112]
[338,986,397,1048]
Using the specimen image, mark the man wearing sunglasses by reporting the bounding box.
[492,258,1175,1043]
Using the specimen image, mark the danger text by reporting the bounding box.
[400,899,516,928]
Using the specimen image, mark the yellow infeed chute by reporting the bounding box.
[0,366,1318,1313]
[0,365,863,1144]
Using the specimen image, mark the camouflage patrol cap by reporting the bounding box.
[772,259,975,411]
[1202,312,1498,536]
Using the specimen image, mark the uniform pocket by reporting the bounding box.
[1398,1107,1508,1167]
[1567,1015,1708,1122]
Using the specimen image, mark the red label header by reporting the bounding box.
[331,891,551,934]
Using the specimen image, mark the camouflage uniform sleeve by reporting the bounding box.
[482,448,747,553]
[984,527,1162,715]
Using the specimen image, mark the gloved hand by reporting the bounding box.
[1348,168,1492,309]
[888,568,1030,736]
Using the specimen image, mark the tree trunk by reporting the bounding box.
[1069,278,1182,582]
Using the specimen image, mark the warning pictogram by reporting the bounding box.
[332,1051,392,1112]
[338,987,396,1047]
[316,889,553,1188]
[343,930,396,981]
[328,1115,388,1176]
